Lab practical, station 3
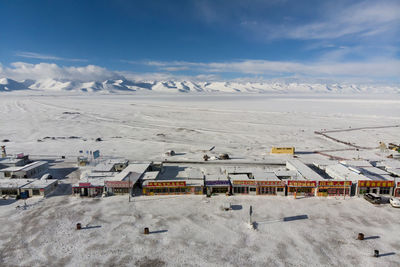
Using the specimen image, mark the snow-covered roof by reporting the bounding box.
[142,178,203,187]
[73,177,105,187]
[274,169,298,178]
[0,157,26,165]
[21,179,57,189]
[142,171,160,181]
[253,172,280,181]
[312,160,339,170]
[228,174,250,181]
[340,160,372,167]
[325,164,370,182]
[224,166,254,174]
[93,159,129,172]
[359,167,392,180]
[106,163,151,184]
[380,160,400,176]
[0,161,47,172]
[176,168,204,179]
[286,160,325,181]
[83,171,116,179]
[0,179,33,188]
[205,174,229,181]
[381,160,400,170]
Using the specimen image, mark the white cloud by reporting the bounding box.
[241,1,400,41]
[144,59,400,79]
[16,52,87,62]
[1,59,399,83]
[1,62,121,82]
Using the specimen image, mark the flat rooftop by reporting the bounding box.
[286,160,325,181]
[325,164,370,182]
[0,179,33,188]
[253,172,280,181]
[21,179,57,189]
[205,174,229,181]
[142,171,160,181]
[93,159,128,172]
[0,161,47,172]
[229,174,250,181]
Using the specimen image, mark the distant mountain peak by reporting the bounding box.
[0,77,398,94]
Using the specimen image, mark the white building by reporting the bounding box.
[0,161,48,179]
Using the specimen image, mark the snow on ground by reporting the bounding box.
[0,194,399,266]
[0,93,399,162]
[1,92,400,266]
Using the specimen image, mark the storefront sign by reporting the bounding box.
[397,182,400,187]
[205,180,230,186]
[256,181,285,186]
[79,182,91,187]
[232,180,256,185]
[358,180,394,187]
[318,181,352,187]
[105,181,133,188]
[147,181,186,187]
[287,181,316,187]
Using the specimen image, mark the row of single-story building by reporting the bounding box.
[0,178,58,198]
[141,173,399,198]
[72,159,400,198]
[72,162,152,197]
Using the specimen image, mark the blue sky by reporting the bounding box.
[0,0,399,82]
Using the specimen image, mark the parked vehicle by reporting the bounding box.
[389,197,400,208]
[364,193,381,204]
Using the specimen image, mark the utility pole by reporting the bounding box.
[128,175,131,203]
[249,205,253,225]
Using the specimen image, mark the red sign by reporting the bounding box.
[256,181,285,186]
[147,181,186,187]
[318,181,352,187]
[397,182,400,188]
[358,180,394,187]
[287,181,316,187]
[79,182,91,187]
[105,181,133,188]
[232,180,256,185]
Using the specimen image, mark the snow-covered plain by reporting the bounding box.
[1,92,400,266]
[1,194,400,266]
[1,93,400,161]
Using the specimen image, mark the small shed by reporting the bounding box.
[21,179,58,197]
[0,179,32,197]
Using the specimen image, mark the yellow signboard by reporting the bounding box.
[270,147,295,155]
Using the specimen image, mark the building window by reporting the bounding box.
[234,187,248,194]
[380,187,390,195]
[277,187,284,192]
[359,188,367,195]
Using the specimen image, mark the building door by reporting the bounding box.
[372,188,377,194]
[249,187,257,195]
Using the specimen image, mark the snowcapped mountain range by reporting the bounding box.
[0,77,398,94]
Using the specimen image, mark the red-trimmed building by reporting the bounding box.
[287,180,317,197]
[357,180,394,196]
[72,180,104,197]
[142,180,203,195]
[317,181,352,197]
